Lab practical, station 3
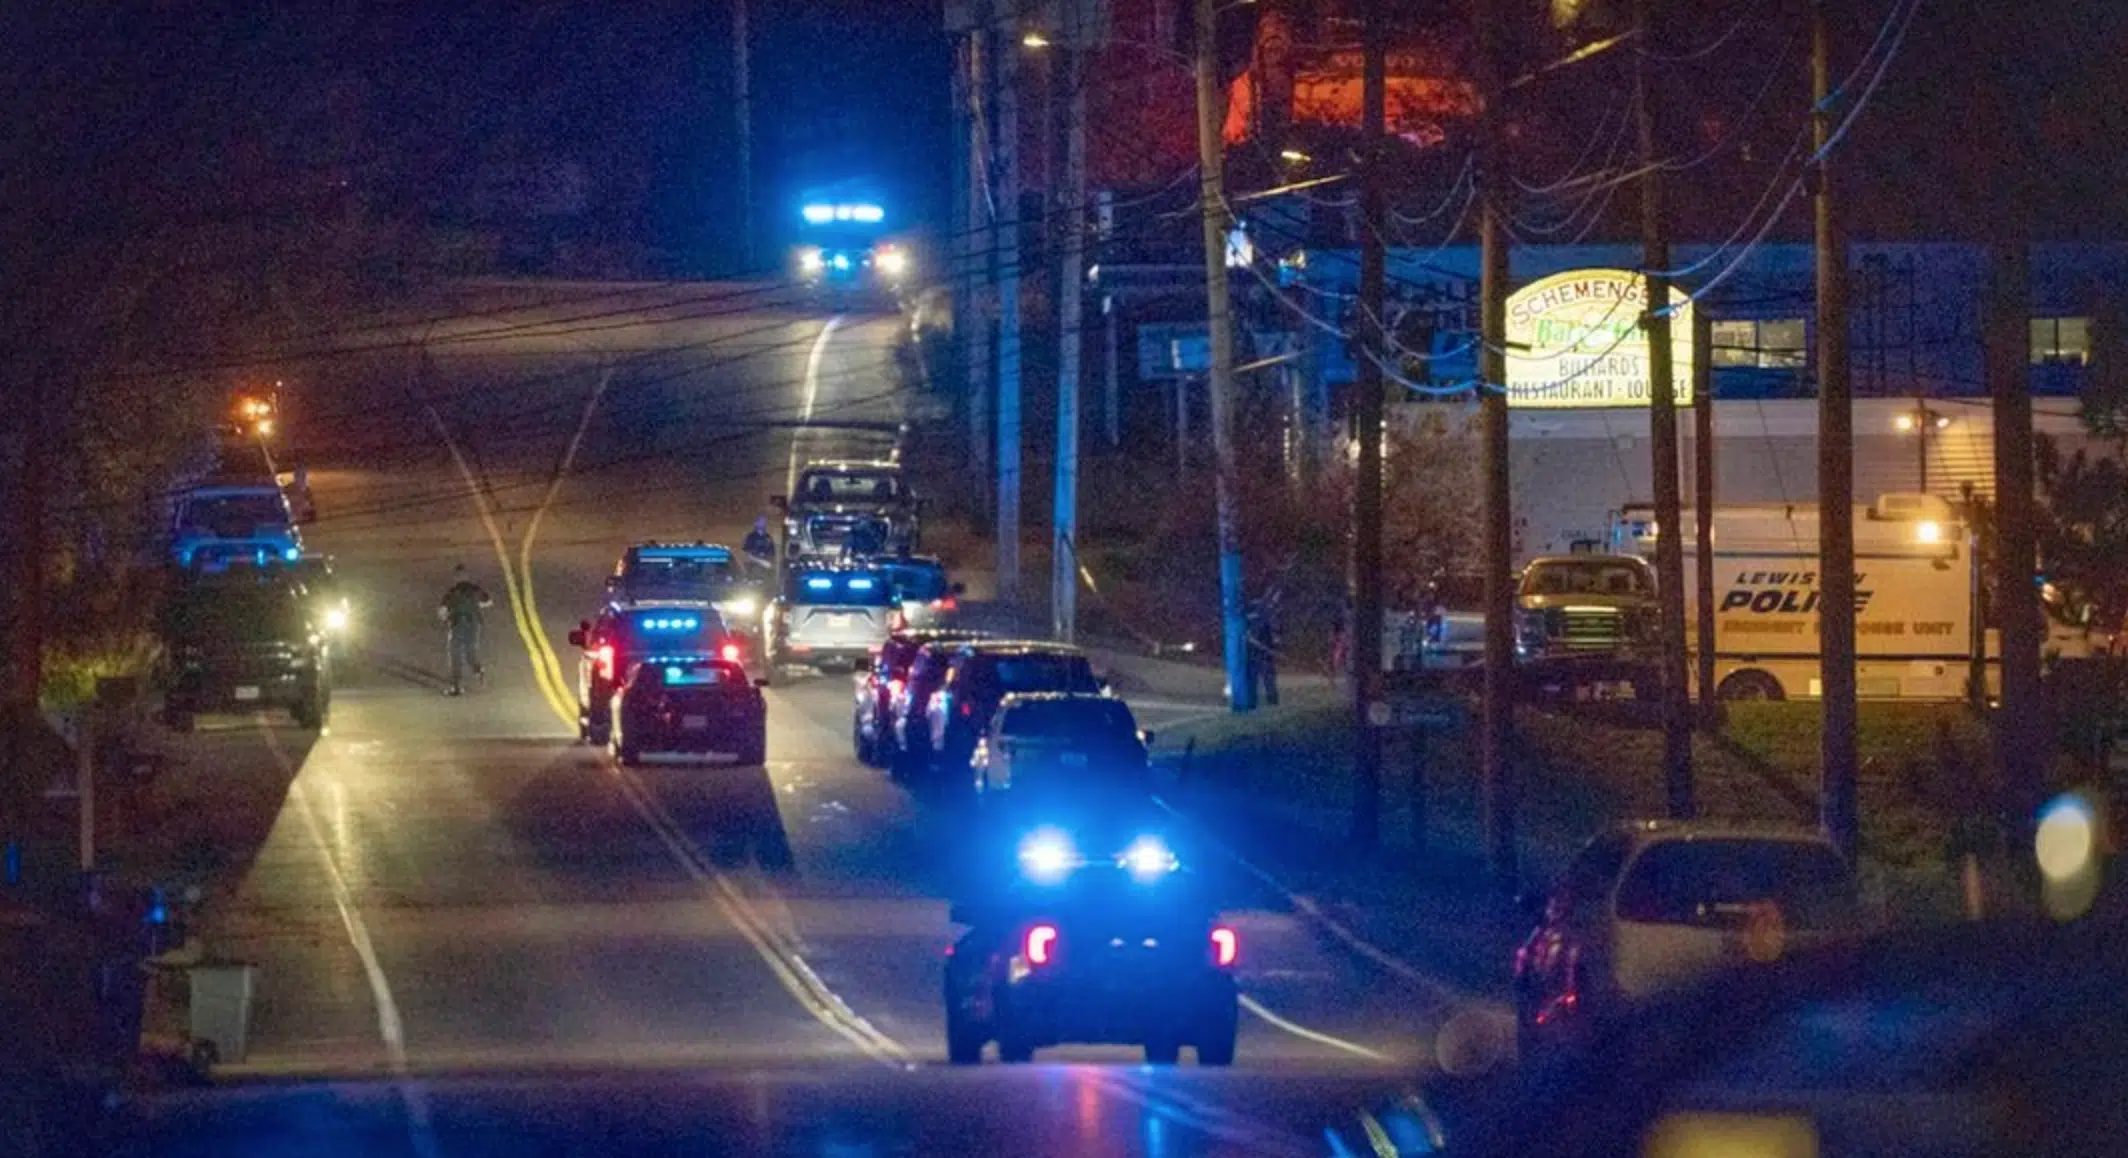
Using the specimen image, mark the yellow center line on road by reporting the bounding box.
[426,340,914,1065]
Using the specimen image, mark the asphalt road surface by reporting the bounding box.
[133,280,1484,1155]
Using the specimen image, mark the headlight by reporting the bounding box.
[1119,834,1179,880]
[798,247,824,273]
[721,595,759,621]
[875,249,909,278]
[1017,827,1078,883]
[323,605,350,633]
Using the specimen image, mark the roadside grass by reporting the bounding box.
[1160,694,1999,919]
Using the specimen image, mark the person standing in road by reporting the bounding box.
[743,516,777,574]
[437,564,494,696]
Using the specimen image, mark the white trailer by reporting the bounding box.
[1616,493,2093,702]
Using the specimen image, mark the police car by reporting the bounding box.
[607,542,766,632]
[943,816,1239,1066]
[608,657,768,767]
[567,602,744,745]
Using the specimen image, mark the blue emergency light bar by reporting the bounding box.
[804,576,835,591]
[636,615,703,632]
[636,545,732,562]
[802,203,885,225]
[847,577,875,590]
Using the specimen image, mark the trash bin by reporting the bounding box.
[187,961,256,1065]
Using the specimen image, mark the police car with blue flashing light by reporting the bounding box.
[607,657,768,768]
[169,477,306,573]
[606,542,766,633]
[942,814,1240,1066]
[765,565,900,685]
[792,198,911,296]
[566,601,745,745]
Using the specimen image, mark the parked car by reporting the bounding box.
[880,556,963,631]
[608,657,767,767]
[767,565,900,683]
[1513,820,1864,1057]
[1512,555,1661,663]
[853,628,988,768]
[886,637,970,781]
[159,571,331,732]
[924,642,1105,786]
[969,693,1150,800]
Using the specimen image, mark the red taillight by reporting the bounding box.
[1024,924,1058,967]
[596,644,616,681]
[937,596,958,612]
[720,642,742,662]
[1210,926,1238,968]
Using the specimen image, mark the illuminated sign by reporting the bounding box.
[1504,269,1696,409]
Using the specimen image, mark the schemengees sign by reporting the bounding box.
[1505,269,1696,409]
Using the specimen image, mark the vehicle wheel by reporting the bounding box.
[997,1031,1035,1064]
[1143,1038,1182,1066]
[1716,670,1785,702]
[613,735,643,768]
[1191,1021,1242,1068]
[737,730,767,767]
[853,720,875,766]
[945,1006,986,1065]
[291,697,323,731]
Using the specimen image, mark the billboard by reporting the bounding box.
[1505,268,1696,409]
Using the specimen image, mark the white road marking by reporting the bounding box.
[787,315,845,496]
[1238,995,1391,1062]
[265,729,441,1158]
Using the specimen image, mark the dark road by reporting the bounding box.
[134,282,1480,1154]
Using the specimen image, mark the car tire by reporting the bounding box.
[945,1006,986,1066]
[852,720,875,766]
[996,1030,1035,1064]
[1716,669,1785,702]
[738,729,767,767]
[291,698,323,731]
[613,734,643,768]
[1143,1038,1182,1066]
[1196,1011,1238,1067]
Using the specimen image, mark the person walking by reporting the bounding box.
[437,564,494,696]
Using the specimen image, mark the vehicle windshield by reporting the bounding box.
[624,555,736,590]
[886,563,949,600]
[1615,839,1860,930]
[1521,560,1651,597]
[796,470,901,504]
[990,654,1101,694]
[178,493,289,535]
[789,571,895,606]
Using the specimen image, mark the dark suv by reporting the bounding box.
[159,574,331,732]
[923,643,1105,785]
[853,629,988,768]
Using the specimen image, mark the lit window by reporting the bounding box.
[1711,319,1807,369]
[2030,317,2091,366]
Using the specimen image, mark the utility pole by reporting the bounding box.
[1636,0,1691,817]
[997,16,1024,603]
[967,25,995,513]
[1194,0,1253,713]
[1051,6,1088,642]
[1104,295,1121,447]
[1991,245,2043,820]
[1812,0,1858,859]
[1693,308,1717,729]
[1350,0,1387,848]
[951,25,972,436]
[732,0,754,270]
[1473,0,1517,884]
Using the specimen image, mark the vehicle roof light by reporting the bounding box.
[847,577,875,590]
[805,576,835,590]
[1120,835,1180,880]
[1017,828,1078,883]
[801,203,834,224]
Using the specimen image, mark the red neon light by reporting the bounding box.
[1210,926,1238,968]
[1025,924,1058,967]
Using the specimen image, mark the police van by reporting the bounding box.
[1617,492,2098,702]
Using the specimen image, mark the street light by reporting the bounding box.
[1021,30,1051,48]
